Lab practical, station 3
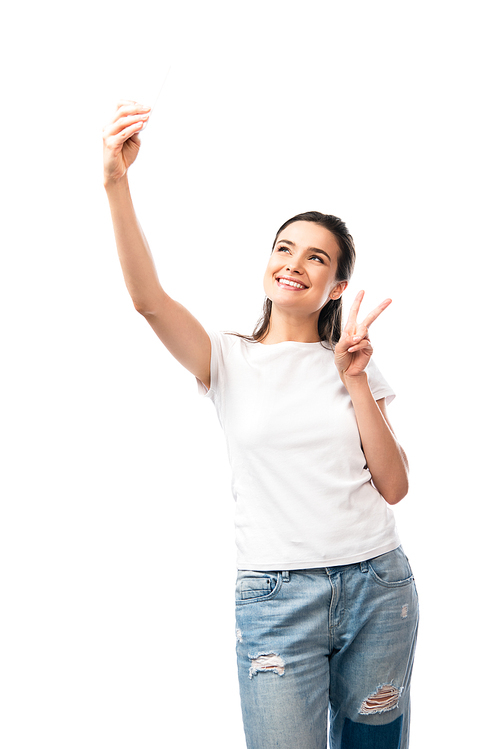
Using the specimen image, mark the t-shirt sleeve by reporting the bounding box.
[196,329,223,399]
[366,358,396,405]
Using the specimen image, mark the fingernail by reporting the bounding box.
[352,335,360,342]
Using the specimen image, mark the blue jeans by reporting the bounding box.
[235,546,418,749]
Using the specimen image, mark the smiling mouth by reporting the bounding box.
[276,277,308,290]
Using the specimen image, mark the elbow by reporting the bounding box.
[131,288,168,317]
[380,450,410,506]
[384,489,407,506]
[372,468,409,506]
[382,477,409,506]
[132,299,150,316]
[132,298,159,317]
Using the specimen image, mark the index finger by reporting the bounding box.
[115,99,150,110]
[346,290,365,327]
[113,100,151,120]
[362,298,392,328]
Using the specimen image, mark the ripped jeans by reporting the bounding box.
[235,546,418,749]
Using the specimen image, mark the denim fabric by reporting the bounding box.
[235,546,418,749]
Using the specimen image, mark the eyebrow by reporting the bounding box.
[276,239,331,261]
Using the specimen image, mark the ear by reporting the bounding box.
[329,280,348,301]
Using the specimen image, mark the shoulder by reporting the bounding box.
[206,331,255,376]
[211,331,251,356]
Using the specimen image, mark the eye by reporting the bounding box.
[276,245,291,254]
[310,254,324,263]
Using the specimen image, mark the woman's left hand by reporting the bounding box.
[334,291,392,383]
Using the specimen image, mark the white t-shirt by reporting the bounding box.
[198,331,401,570]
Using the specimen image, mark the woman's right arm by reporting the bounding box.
[103,101,211,389]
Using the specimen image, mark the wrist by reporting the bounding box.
[341,371,368,393]
[103,172,130,192]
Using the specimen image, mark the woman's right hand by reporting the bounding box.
[102,100,151,185]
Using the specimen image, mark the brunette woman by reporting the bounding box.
[103,100,418,749]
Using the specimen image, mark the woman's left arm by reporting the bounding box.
[346,379,409,505]
[335,291,409,505]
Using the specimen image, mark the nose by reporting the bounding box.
[285,261,304,274]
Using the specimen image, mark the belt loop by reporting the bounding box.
[359,560,368,573]
[282,570,290,582]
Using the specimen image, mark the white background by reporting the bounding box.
[2,1,498,746]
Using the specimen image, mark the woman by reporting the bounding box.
[103,101,418,749]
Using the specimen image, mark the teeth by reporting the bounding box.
[278,278,305,289]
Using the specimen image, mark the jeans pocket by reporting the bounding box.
[235,571,282,605]
[367,546,414,588]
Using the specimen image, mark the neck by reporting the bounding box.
[260,308,321,344]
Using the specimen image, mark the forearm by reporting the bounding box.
[104,175,163,312]
[344,373,409,505]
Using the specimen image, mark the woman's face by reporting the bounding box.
[263,221,347,314]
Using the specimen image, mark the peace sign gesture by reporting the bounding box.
[334,291,392,382]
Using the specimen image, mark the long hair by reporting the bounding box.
[247,211,356,347]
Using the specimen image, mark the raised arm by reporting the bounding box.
[334,291,409,505]
[102,101,211,389]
